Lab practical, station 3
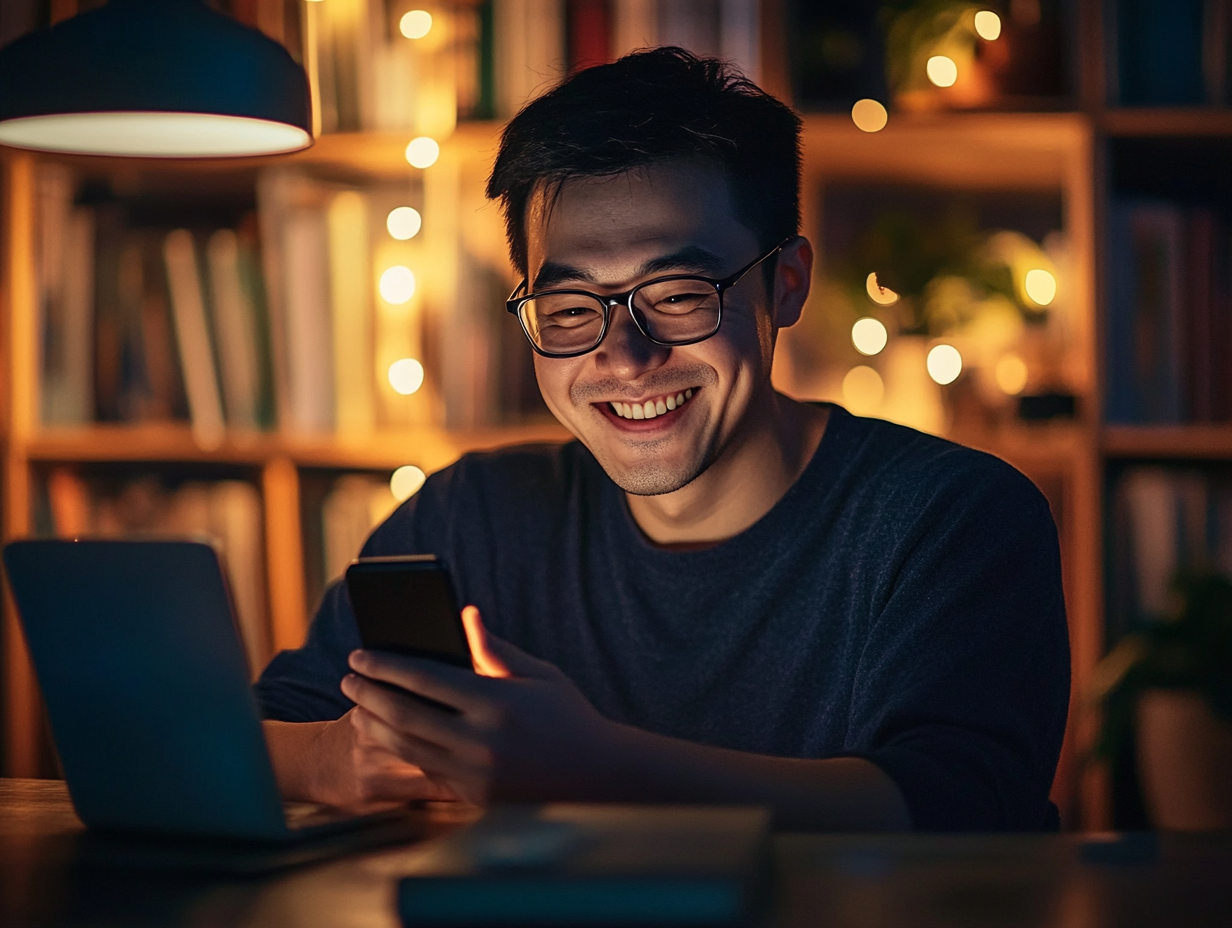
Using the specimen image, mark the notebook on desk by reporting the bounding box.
[2,538,428,869]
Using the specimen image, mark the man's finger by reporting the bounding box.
[353,706,486,788]
[461,605,512,678]
[348,649,494,714]
[342,673,476,755]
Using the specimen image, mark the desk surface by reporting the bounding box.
[2,778,1231,928]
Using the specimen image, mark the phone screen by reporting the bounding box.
[345,555,473,669]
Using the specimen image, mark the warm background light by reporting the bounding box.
[387,358,425,395]
[1024,268,1057,305]
[974,10,1002,40]
[399,10,432,39]
[852,317,889,356]
[842,365,884,414]
[386,206,422,240]
[926,55,958,88]
[405,136,439,168]
[390,465,426,501]
[851,99,888,133]
[927,344,963,384]
[995,353,1029,395]
[865,272,899,305]
[379,265,416,304]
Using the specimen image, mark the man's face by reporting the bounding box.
[524,161,778,496]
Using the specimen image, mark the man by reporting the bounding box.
[257,48,1069,831]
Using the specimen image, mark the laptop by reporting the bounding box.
[2,538,435,867]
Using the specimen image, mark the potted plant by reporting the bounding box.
[1093,573,1232,830]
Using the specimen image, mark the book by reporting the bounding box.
[397,805,770,927]
[207,228,263,432]
[164,229,227,448]
[494,0,566,118]
[1110,0,1210,105]
[283,206,336,433]
[321,473,397,586]
[328,190,376,437]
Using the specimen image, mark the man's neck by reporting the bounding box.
[625,393,830,547]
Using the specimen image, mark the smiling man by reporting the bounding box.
[256,49,1070,831]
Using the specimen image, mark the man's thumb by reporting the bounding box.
[460,605,513,678]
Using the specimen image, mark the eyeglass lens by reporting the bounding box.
[520,278,721,355]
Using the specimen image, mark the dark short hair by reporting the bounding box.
[486,47,802,278]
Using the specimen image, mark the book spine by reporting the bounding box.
[164,229,226,449]
[328,190,376,437]
[207,229,263,432]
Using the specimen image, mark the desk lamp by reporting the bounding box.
[0,0,312,157]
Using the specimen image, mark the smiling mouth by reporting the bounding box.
[604,388,695,421]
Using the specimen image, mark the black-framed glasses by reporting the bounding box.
[506,237,793,358]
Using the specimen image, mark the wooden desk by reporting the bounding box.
[2,779,1230,927]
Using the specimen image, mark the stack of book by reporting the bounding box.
[1105,200,1232,424]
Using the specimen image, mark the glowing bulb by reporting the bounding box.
[1024,268,1056,306]
[388,358,425,395]
[926,55,958,88]
[851,99,888,133]
[386,206,422,240]
[974,10,1002,40]
[852,317,889,356]
[842,366,884,415]
[405,136,439,168]
[399,10,432,39]
[995,353,1029,395]
[379,266,416,304]
[927,344,963,385]
[390,465,426,501]
[865,272,899,306]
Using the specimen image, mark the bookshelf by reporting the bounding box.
[0,0,1217,832]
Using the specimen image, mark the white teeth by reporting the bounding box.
[609,389,695,419]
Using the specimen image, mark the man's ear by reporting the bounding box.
[772,236,813,330]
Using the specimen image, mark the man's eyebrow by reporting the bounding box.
[531,246,728,292]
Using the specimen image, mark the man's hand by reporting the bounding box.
[340,606,617,805]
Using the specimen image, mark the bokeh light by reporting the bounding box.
[399,10,432,39]
[927,344,963,385]
[852,317,889,356]
[851,99,888,133]
[974,10,1002,40]
[390,465,427,501]
[386,206,422,240]
[388,358,425,395]
[379,266,416,304]
[995,353,1029,395]
[926,55,958,88]
[1024,268,1057,306]
[865,272,900,305]
[405,136,440,168]
[842,366,884,415]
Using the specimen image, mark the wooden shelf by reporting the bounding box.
[1102,424,1232,459]
[801,111,1091,191]
[1100,108,1232,137]
[24,422,571,474]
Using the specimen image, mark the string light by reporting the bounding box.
[399,10,432,39]
[852,317,889,356]
[405,136,439,168]
[390,465,426,501]
[865,272,899,305]
[974,11,1002,40]
[379,266,416,304]
[851,99,888,133]
[927,344,963,384]
[926,55,958,87]
[995,354,1029,395]
[388,358,425,395]
[1024,268,1057,306]
[842,366,884,414]
[386,206,422,240]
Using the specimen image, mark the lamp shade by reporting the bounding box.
[0,0,312,157]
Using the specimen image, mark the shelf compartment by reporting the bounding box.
[1103,424,1232,458]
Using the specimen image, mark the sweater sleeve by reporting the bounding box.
[252,464,457,722]
[848,451,1071,831]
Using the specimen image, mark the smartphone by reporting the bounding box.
[345,555,473,670]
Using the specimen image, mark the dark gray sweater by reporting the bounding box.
[255,405,1070,831]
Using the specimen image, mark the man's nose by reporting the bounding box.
[592,301,670,379]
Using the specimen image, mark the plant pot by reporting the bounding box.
[1136,689,1232,830]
